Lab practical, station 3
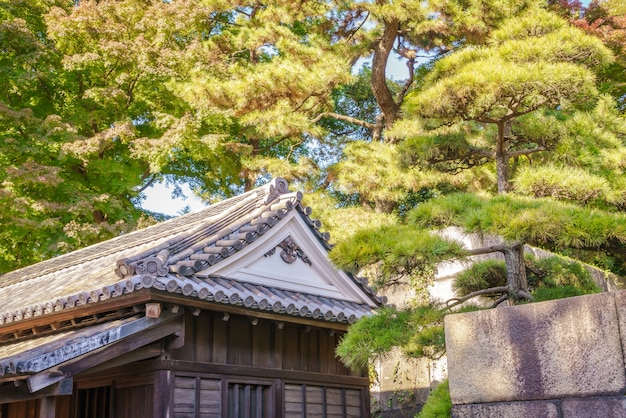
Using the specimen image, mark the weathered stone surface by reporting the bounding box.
[561,397,626,418]
[445,292,626,404]
[452,400,559,418]
[612,291,626,356]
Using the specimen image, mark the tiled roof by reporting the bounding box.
[0,311,183,386]
[0,178,382,330]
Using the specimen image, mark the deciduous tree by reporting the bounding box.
[574,0,626,111]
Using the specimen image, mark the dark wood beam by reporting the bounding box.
[75,342,163,376]
[155,360,369,387]
[0,378,72,403]
[26,313,183,393]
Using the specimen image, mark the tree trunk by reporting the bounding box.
[503,242,529,305]
[371,16,399,138]
[243,139,260,191]
[495,122,509,193]
[243,174,253,192]
[374,199,395,214]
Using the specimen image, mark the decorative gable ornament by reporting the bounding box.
[264,236,312,266]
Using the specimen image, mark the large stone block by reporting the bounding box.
[561,397,626,418]
[445,292,626,404]
[452,400,559,418]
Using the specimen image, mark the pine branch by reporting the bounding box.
[444,286,510,309]
[507,146,547,158]
[425,147,494,167]
[311,112,377,130]
[346,11,370,44]
[393,36,418,106]
[465,241,523,256]
[135,173,157,193]
[489,294,510,308]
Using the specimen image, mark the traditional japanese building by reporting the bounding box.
[0,178,382,418]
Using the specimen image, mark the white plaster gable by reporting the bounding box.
[197,211,377,307]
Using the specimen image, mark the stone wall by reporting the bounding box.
[445,291,626,417]
[373,227,623,417]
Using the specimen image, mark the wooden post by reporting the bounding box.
[39,397,55,418]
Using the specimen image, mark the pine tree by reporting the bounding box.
[330,5,625,370]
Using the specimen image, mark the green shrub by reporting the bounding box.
[416,380,451,418]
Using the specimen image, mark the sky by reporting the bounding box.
[140,182,207,216]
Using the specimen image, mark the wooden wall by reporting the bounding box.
[168,374,366,418]
[284,383,364,418]
[162,310,369,417]
[0,400,39,418]
[172,375,221,417]
[169,310,358,377]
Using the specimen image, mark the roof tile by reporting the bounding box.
[0,178,382,332]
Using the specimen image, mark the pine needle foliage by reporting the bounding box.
[336,306,416,371]
[328,142,421,213]
[407,193,485,229]
[401,6,615,194]
[302,192,398,245]
[404,323,446,360]
[452,256,601,301]
[406,193,626,272]
[514,165,613,205]
[336,305,449,370]
[329,225,466,289]
[527,256,601,298]
[512,95,626,210]
[452,255,601,303]
[453,260,508,296]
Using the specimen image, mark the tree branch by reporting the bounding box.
[444,286,510,309]
[489,294,510,308]
[474,149,495,158]
[135,173,157,193]
[507,146,547,158]
[477,115,500,124]
[311,112,377,130]
[346,11,370,44]
[424,146,493,167]
[465,241,523,256]
[504,98,549,121]
[394,57,414,102]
